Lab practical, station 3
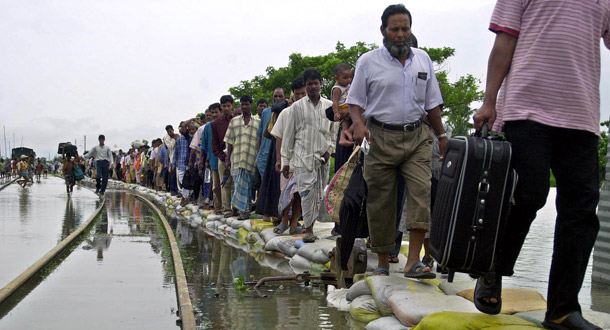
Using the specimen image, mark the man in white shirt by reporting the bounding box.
[85,134,114,196]
[281,69,336,242]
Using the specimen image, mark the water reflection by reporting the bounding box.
[174,223,351,330]
[18,187,29,218]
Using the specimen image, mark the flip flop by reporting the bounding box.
[542,312,602,330]
[474,274,502,315]
[372,267,389,276]
[404,261,436,279]
[273,224,289,235]
[422,256,434,269]
[237,212,250,220]
[388,255,400,263]
[303,233,318,243]
[290,226,304,235]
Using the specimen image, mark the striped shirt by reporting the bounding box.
[270,106,295,168]
[224,115,260,173]
[281,96,336,171]
[490,0,610,135]
[172,135,189,171]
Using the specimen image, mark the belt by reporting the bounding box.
[370,117,423,132]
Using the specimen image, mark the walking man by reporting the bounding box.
[213,95,237,217]
[347,4,446,278]
[473,1,609,328]
[202,103,222,214]
[225,95,260,219]
[281,69,336,242]
[85,134,114,196]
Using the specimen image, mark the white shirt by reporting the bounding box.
[347,47,443,124]
[281,96,336,171]
[86,144,114,163]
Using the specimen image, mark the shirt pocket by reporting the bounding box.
[413,73,427,104]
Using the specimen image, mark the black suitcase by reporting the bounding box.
[430,126,517,282]
[58,142,77,157]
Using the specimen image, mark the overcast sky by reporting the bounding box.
[1,0,610,159]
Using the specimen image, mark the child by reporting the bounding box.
[63,153,75,195]
[18,155,30,188]
[35,159,43,183]
[331,63,355,149]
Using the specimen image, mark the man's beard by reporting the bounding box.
[383,36,411,58]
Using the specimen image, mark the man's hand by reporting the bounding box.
[352,121,370,146]
[339,128,354,147]
[438,137,447,162]
[281,165,290,179]
[322,152,330,164]
[473,103,497,131]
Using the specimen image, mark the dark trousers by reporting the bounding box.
[495,120,600,320]
[391,176,407,256]
[169,169,179,194]
[115,167,122,181]
[95,160,110,194]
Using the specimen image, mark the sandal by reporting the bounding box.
[474,274,502,315]
[303,233,318,243]
[290,226,304,235]
[542,312,602,330]
[237,212,250,220]
[404,261,436,279]
[388,255,400,263]
[422,256,434,269]
[273,224,289,235]
[372,267,390,276]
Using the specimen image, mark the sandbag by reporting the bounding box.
[289,254,312,272]
[515,310,610,329]
[366,275,442,316]
[389,291,479,327]
[207,214,223,222]
[241,219,253,232]
[296,243,331,264]
[326,287,351,312]
[366,316,410,330]
[438,278,476,296]
[260,228,277,242]
[350,295,382,324]
[411,311,541,330]
[238,227,249,245]
[457,288,547,315]
[265,237,298,257]
[251,219,275,233]
[347,279,372,302]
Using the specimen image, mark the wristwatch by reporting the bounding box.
[436,133,447,139]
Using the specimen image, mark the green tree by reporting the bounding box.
[229,41,377,108]
[422,47,484,136]
[229,43,483,133]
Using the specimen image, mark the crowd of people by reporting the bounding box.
[0,156,53,187]
[38,2,610,329]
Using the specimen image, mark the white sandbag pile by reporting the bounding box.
[350,295,382,323]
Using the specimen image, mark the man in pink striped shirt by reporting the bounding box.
[474,0,610,329]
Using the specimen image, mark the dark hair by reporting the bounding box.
[165,125,173,131]
[409,33,418,48]
[381,4,412,28]
[291,77,305,91]
[98,134,105,140]
[240,95,253,104]
[257,98,268,106]
[209,102,221,111]
[273,87,286,96]
[334,63,352,75]
[303,69,322,83]
[220,95,234,104]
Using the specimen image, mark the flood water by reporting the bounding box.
[174,222,353,329]
[0,190,179,330]
[1,177,609,330]
[0,176,101,289]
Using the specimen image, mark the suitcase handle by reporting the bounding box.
[473,123,489,138]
